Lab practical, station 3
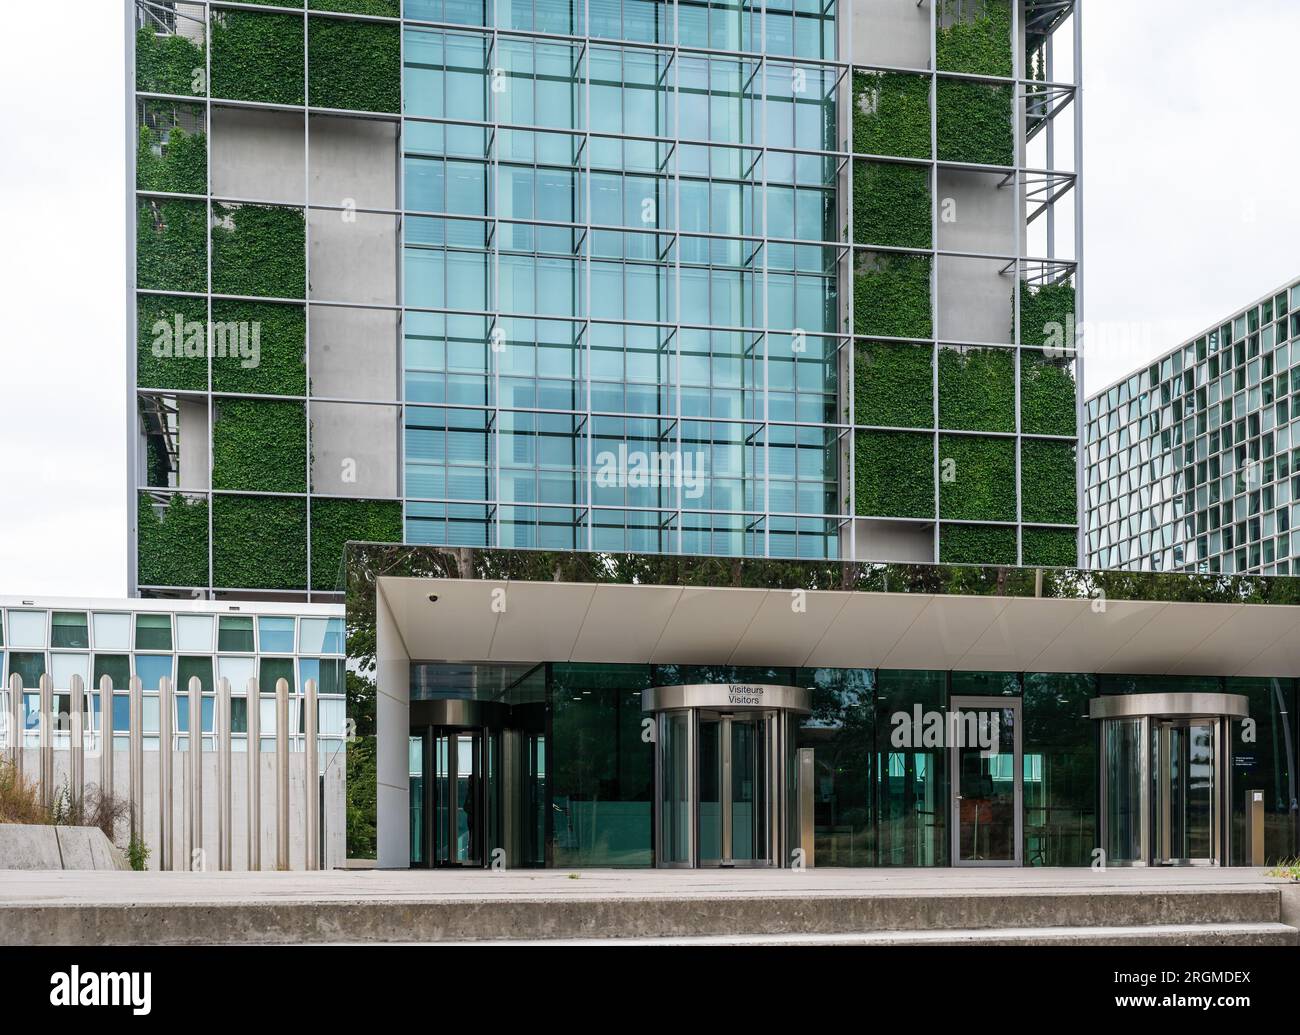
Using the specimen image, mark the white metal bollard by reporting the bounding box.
[8,673,23,777]
[39,673,53,810]
[247,677,261,871]
[218,677,232,871]
[275,677,289,870]
[188,675,203,869]
[69,674,85,806]
[99,674,114,808]
[304,678,318,870]
[159,675,173,871]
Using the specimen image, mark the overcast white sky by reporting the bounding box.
[2,1,1298,597]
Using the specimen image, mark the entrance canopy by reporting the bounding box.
[377,576,1300,677]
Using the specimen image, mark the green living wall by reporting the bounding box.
[212,204,307,299]
[135,26,205,96]
[1023,527,1078,567]
[137,493,209,588]
[308,18,400,112]
[936,0,1013,76]
[936,80,1014,166]
[855,431,934,518]
[137,295,208,392]
[213,494,308,590]
[1021,349,1077,437]
[137,199,207,294]
[853,162,931,249]
[136,104,206,194]
[854,253,932,339]
[940,523,1016,565]
[938,347,1014,432]
[1020,280,1076,347]
[311,1,401,14]
[210,301,307,396]
[852,71,931,160]
[854,341,933,429]
[1020,440,1077,525]
[212,399,308,493]
[938,434,1015,521]
[210,10,304,105]
[310,498,403,590]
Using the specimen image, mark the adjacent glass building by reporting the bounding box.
[130,0,1083,601]
[1085,278,1300,574]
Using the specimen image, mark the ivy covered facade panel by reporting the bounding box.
[848,0,1081,567]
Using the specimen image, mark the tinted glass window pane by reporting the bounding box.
[8,652,46,689]
[259,657,296,693]
[7,611,47,648]
[177,656,213,693]
[135,654,173,691]
[50,612,89,649]
[258,617,296,654]
[135,614,173,651]
[176,615,213,652]
[218,655,256,692]
[94,654,131,692]
[300,618,344,655]
[92,613,132,650]
[299,658,345,695]
[51,653,89,689]
[112,693,130,732]
[217,616,255,652]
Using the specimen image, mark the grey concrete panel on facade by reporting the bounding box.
[308,305,399,401]
[937,255,1014,344]
[309,115,398,211]
[854,518,935,563]
[310,401,400,498]
[211,107,306,206]
[851,0,931,70]
[936,168,1016,256]
[309,211,397,306]
[177,396,210,491]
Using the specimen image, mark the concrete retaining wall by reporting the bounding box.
[0,825,127,871]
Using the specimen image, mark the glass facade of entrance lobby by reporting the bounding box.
[345,545,1300,869]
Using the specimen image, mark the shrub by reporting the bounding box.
[137,199,206,293]
[212,204,307,299]
[135,26,205,96]
[940,523,1016,565]
[1021,349,1077,436]
[1021,439,1077,524]
[854,341,933,429]
[213,494,308,590]
[210,10,304,105]
[853,161,931,249]
[137,295,208,392]
[854,253,932,339]
[210,301,307,395]
[309,17,400,113]
[311,0,400,14]
[936,0,1013,77]
[852,71,931,160]
[137,492,209,588]
[938,347,1014,432]
[1023,527,1078,567]
[936,80,1014,166]
[310,498,403,590]
[939,434,1015,521]
[212,399,307,492]
[855,431,934,518]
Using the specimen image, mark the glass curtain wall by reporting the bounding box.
[402,0,843,560]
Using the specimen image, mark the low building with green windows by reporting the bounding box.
[1085,277,1300,575]
[0,596,347,869]
[345,544,1300,870]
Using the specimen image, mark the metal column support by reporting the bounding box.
[129,676,144,845]
[39,673,53,810]
[99,674,114,807]
[217,677,232,871]
[188,675,203,870]
[7,673,21,776]
[304,678,319,870]
[69,674,85,805]
[275,677,289,870]
[159,675,173,871]
[247,676,261,871]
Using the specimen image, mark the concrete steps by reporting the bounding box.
[1,881,1294,945]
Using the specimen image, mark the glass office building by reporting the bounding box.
[130,0,1083,600]
[1085,278,1300,575]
